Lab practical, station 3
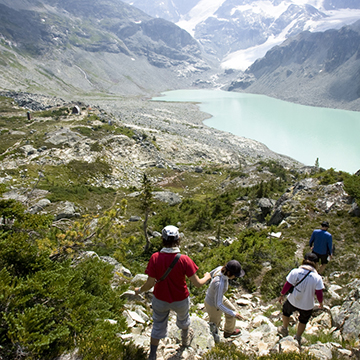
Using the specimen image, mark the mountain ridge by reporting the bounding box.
[0,0,213,97]
[120,0,360,70]
[226,20,360,111]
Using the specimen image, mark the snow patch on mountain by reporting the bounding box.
[177,0,227,36]
[221,7,360,70]
[122,0,360,71]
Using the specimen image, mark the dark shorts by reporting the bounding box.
[312,251,329,264]
[282,299,313,325]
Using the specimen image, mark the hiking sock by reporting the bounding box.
[148,344,158,360]
[181,328,194,346]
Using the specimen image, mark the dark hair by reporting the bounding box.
[162,236,180,248]
[221,265,233,277]
[302,259,317,269]
[321,221,330,228]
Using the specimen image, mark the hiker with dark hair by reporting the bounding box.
[135,225,211,360]
[204,260,245,339]
[309,220,333,274]
[278,252,324,345]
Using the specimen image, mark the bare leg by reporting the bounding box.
[319,263,327,274]
[282,315,290,329]
[296,323,306,338]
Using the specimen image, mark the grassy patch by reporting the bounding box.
[46,184,115,203]
[33,107,69,118]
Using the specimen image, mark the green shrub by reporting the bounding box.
[78,321,147,360]
[0,198,138,360]
[344,173,360,207]
[74,126,93,137]
[67,159,111,177]
[35,107,69,118]
[46,185,114,202]
[201,343,249,360]
[315,168,348,185]
[90,141,103,152]
[257,160,288,181]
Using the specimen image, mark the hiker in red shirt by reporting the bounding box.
[135,225,211,360]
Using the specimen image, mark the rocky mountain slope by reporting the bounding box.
[1,0,360,112]
[0,91,301,190]
[1,92,360,359]
[121,0,360,70]
[226,20,360,110]
[0,0,213,97]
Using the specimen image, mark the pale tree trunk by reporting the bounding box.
[143,210,150,252]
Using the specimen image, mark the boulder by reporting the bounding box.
[46,128,84,146]
[21,144,37,156]
[308,343,333,360]
[349,201,360,217]
[278,336,300,354]
[152,191,182,205]
[27,198,51,214]
[168,315,215,351]
[331,279,360,341]
[100,256,132,279]
[55,201,80,220]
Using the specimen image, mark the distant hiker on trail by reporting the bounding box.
[278,252,324,346]
[309,220,333,274]
[134,225,211,360]
[204,260,245,339]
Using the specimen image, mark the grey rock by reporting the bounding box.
[0,175,13,184]
[131,274,148,285]
[56,349,81,360]
[46,128,84,146]
[189,241,204,252]
[2,190,28,203]
[129,215,142,222]
[21,145,37,156]
[100,256,132,279]
[308,343,333,360]
[55,201,80,220]
[152,191,182,205]
[168,315,215,350]
[278,336,300,354]
[27,198,51,214]
[127,191,141,197]
[331,279,360,341]
[349,201,360,217]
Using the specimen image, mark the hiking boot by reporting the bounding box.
[277,325,288,337]
[224,329,241,338]
[181,327,194,347]
[294,335,302,347]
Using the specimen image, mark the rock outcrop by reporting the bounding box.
[110,261,359,359]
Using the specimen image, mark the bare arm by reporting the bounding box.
[135,276,156,295]
[189,272,211,288]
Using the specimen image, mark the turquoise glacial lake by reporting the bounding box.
[152,89,360,174]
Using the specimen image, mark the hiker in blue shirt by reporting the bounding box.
[309,221,333,274]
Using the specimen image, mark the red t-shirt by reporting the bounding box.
[145,252,198,303]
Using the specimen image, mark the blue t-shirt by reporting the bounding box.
[309,229,332,255]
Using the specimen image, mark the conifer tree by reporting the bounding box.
[0,195,147,359]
